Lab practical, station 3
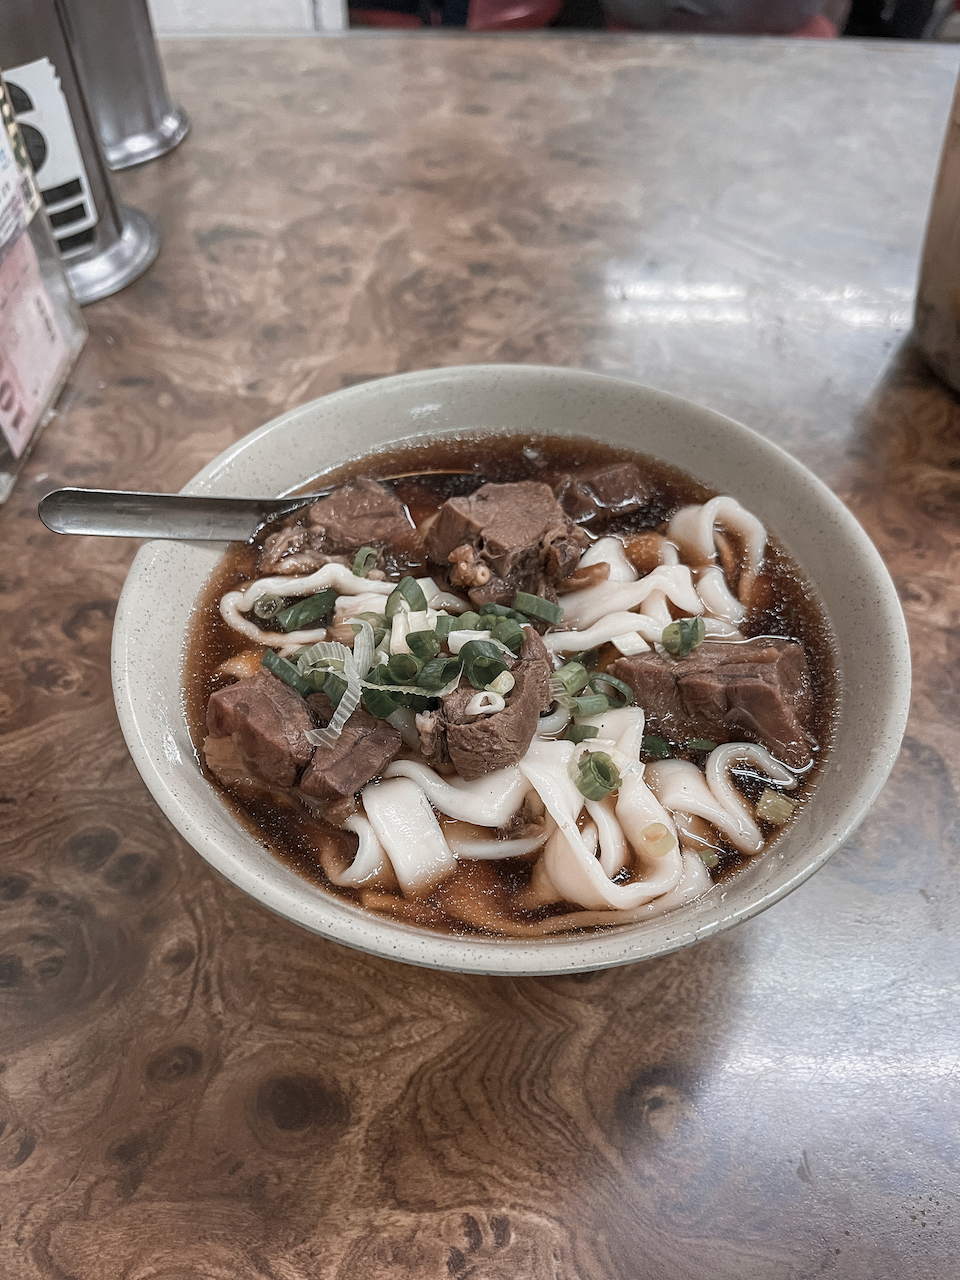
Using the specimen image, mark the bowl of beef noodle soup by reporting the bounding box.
[112,365,910,975]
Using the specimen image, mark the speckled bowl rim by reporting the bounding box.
[112,364,910,976]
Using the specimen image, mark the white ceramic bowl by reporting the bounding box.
[112,365,910,976]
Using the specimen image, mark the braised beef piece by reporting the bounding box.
[416,628,552,780]
[258,479,424,576]
[555,462,651,526]
[206,669,315,786]
[611,637,815,768]
[299,692,401,802]
[425,480,587,608]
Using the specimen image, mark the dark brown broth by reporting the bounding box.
[183,432,837,936]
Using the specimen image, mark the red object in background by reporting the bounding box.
[467,0,561,29]
[349,8,421,22]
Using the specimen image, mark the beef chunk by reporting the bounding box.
[556,462,651,526]
[611,638,815,768]
[206,669,315,786]
[419,628,553,781]
[425,481,587,607]
[258,479,423,576]
[299,702,401,802]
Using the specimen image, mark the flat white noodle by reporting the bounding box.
[560,565,703,631]
[544,610,663,654]
[645,757,767,854]
[696,565,748,626]
[579,536,638,582]
[324,813,390,888]
[638,588,673,631]
[585,796,628,877]
[361,778,458,895]
[667,496,766,603]
[383,760,529,827]
[220,563,391,647]
[519,738,684,910]
[446,831,548,859]
[513,852,712,936]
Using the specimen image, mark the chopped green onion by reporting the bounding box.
[566,724,600,744]
[352,546,378,578]
[661,616,706,658]
[575,751,622,801]
[577,648,600,671]
[417,656,463,691]
[513,591,563,626]
[699,849,720,869]
[355,611,387,630]
[642,735,671,760]
[558,692,609,718]
[589,671,634,707]
[490,617,525,653]
[460,639,511,690]
[434,614,457,640]
[274,589,337,633]
[552,661,590,696]
[638,822,677,858]
[756,789,798,826]
[261,649,313,697]
[387,653,422,683]
[407,630,441,660]
[385,576,428,618]
[252,595,283,620]
[457,611,483,632]
[687,738,717,753]
[486,670,515,697]
[479,603,528,622]
[323,671,349,706]
[362,687,403,719]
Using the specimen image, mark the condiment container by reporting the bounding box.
[0,69,86,503]
[60,0,189,170]
[0,0,159,305]
[915,69,960,389]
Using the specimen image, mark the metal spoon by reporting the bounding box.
[38,472,473,541]
[37,488,323,541]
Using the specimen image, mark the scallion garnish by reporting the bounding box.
[362,687,403,719]
[387,653,422,683]
[575,751,622,801]
[253,595,283,620]
[274,588,337,633]
[551,661,590,697]
[417,656,463,691]
[756,789,797,826]
[261,649,314,697]
[479,603,528,622]
[407,629,441,660]
[489,617,525,653]
[642,735,671,760]
[459,639,511,690]
[513,591,563,626]
[352,546,378,578]
[385,576,428,618]
[566,724,600,744]
[588,671,634,707]
[323,671,349,706]
[457,611,483,632]
[687,738,717,753]
[558,692,609,718]
[434,614,457,640]
[661,616,706,658]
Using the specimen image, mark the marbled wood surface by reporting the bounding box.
[2,32,960,1280]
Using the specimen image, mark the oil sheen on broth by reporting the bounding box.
[184,434,836,938]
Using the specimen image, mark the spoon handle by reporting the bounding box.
[37,488,314,541]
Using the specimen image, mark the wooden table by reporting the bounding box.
[3,32,959,1279]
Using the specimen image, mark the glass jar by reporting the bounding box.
[0,66,86,503]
